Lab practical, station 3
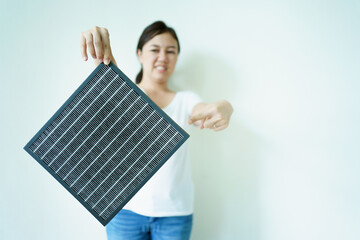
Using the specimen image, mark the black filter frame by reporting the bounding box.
[24,62,189,225]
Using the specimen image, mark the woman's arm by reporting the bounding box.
[188,100,233,132]
[80,26,117,66]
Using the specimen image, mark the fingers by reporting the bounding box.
[190,114,223,131]
[80,26,112,65]
[204,118,228,131]
[213,124,227,132]
[92,29,104,62]
[80,33,88,61]
[200,118,206,129]
[188,110,229,131]
[83,31,96,60]
[188,112,209,124]
[100,28,111,65]
[204,118,221,129]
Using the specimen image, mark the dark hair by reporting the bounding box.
[136,21,180,84]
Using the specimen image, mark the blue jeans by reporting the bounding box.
[106,210,193,240]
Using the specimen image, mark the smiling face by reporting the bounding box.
[137,32,179,84]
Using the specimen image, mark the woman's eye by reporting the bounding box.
[167,51,175,54]
[151,49,159,52]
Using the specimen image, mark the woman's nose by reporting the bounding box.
[158,50,167,61]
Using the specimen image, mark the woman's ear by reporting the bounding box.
[137,49,143,63]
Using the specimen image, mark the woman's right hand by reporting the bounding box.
[80,26,117,66]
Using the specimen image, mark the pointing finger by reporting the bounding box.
[188,112,210,124]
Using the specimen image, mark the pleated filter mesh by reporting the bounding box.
[24,63,189,225]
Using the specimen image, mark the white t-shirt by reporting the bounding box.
[123,90,202,217]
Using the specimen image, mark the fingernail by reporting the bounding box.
[104,59,110,65]
[83,57,87,61]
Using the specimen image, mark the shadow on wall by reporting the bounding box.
[171,52,264,240]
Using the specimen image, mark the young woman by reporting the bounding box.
[80,21,233,240]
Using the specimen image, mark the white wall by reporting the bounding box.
[1,0,359,239]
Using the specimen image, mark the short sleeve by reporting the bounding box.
[183,91,202,116]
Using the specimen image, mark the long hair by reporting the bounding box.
[136,21,180,84]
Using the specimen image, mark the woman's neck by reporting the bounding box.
[137,77,170,93]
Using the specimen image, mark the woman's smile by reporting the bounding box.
[155,65,167,72]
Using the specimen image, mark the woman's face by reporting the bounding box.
[137,32,179,84]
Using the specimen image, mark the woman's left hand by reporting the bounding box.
[188,100,233,132]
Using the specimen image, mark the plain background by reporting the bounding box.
[1,0,359,239]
